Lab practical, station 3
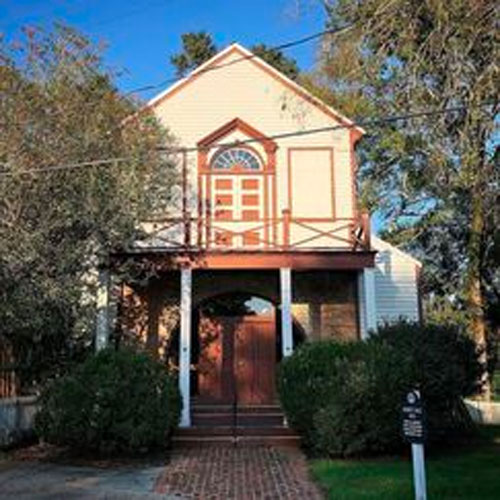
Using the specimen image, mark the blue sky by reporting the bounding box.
[1,1,385,232]
[1,0,326,100]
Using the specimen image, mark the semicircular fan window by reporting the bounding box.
[212,148,261,170]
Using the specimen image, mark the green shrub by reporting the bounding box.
[313,341,403,456]
[35,348,181,454]
[277,341,361,448]
[375,322,483,437]
[278,322,483,457]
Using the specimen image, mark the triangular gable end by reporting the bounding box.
[197,118,277,153]
[372,236,422,268]
[146,43,365,141]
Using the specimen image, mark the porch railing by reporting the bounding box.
[138,209,371,252]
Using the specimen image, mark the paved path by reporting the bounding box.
[0,461,169,499]
[0,445,323,499]
[155,445,323,499]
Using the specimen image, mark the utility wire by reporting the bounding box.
[0,102,492,178]
[123,25,353,96]
[0,24,352,126]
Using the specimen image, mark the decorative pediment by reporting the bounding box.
[197,118,277,153]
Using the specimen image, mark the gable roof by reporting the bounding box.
[197,117,277,152]
[145,43,365,140]
[372,235,422,267]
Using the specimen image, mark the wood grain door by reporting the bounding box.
[198,316,235,404]
[197,313,276,406]
[234,315,276,405]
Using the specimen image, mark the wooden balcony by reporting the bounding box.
[136,209,371,253]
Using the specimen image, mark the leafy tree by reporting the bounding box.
[170,31,217,77]
[251,43,299,80]
[0,25,178,391]
[170,31,300,80]
[314,0,498,396]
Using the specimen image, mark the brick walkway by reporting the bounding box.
[154,445,323,499]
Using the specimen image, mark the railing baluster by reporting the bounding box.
[282,209,291,249]
[361,210,371,250]
[142,213,370,251]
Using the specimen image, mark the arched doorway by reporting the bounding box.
[192,292,303,406]
[193,292,276,406]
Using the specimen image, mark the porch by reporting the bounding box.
[97,264,378,429]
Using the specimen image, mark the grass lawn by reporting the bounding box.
[493,371,500,402]
[311,426,500,500]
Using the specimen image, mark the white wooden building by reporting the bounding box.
[98,43,422,434]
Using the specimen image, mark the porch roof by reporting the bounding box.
[110,248,376,270]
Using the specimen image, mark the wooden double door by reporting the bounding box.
[197,313,276,406]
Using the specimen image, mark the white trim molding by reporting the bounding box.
[280,268,293,357]
[95,267,110,351]
[358,268,377,338]
[179,268,192,427]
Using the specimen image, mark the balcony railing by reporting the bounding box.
[137,209,371,252]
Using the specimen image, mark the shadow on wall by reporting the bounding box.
[0,396,38,449]
[374,249,420,324]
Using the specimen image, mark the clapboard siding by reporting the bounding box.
[371,236,421,324]
[151,45,356,225]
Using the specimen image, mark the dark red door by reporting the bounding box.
[197,313,276,405]
[234,316,276,405]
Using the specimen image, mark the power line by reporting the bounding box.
[122,25,353,97]
[92,0,170,29]
[0,102,491,178]
[2,0,169,30]
[1,24,352,126]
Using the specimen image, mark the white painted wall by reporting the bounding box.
[371,236,421,325]
[145,44,361,250]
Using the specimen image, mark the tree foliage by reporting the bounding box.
[314,0,499,390]
[35,348,181,454]
[251,43,300,80]
[0,25,178,390]
[170,31,300,80]
[278,322,482,457]
[170,31,217,77]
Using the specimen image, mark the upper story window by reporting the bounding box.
[212,147,261,171]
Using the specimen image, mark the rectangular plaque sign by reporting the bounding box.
[402,390,426,444]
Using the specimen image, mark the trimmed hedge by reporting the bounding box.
[35,348,181,454]
[278,322,483,457]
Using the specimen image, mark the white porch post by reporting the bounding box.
[280,268,293,357]
[95,267,110,351]
[358,268,377,339]
[179,267,192,427]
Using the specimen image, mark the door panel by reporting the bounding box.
[235,316,276,405]
[197,313,276,406]
[210,175,265,248]
[198,316,235,404]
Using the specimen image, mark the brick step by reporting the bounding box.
[176,426,297,437]
[172,435,300,449]
[191,404,282,414]
[192,412,284,427]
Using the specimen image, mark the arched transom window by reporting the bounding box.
[212,148,261,171]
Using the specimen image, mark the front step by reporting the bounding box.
[172,435,301,448]
[191,404,282,414]
[176,426,296,437]
[192,412,284,427]
[174,403,299,448]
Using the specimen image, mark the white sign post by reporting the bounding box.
[411,440,427,500]
[402,390,427,500]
